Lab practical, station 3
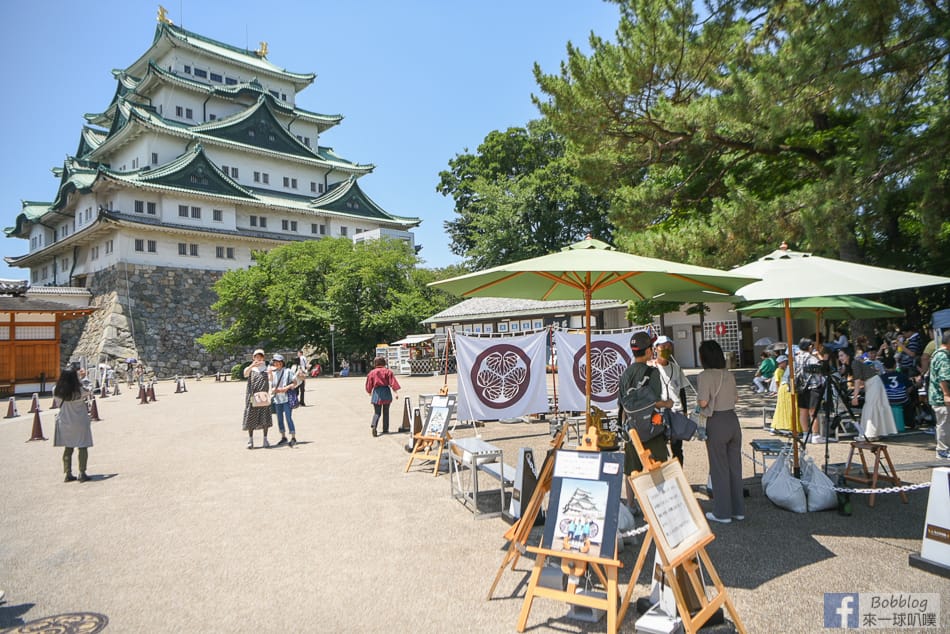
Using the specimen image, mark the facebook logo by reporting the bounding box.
[824,593,859,628]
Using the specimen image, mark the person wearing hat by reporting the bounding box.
[652,335,690,465]
[618,331,673,479]
[270,354,300,447]
[365,356,401,437]
[242,349,273,449]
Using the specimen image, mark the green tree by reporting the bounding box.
[438,119,614,269]
[197,238,456,359]
[534,0,949,297]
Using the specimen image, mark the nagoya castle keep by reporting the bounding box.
[4,8,419,376]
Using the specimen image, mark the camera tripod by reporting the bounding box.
[804,372,860,473]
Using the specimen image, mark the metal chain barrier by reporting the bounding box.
[741,450,932,495]
[619,523,651,539]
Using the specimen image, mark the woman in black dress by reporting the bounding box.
[242,349,273,449]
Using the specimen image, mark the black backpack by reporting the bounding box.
[620,366,666,442]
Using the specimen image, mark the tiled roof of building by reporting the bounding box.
[124,22,315,90]
[422,297,626,323]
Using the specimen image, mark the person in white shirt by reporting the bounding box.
[652,335,690,465]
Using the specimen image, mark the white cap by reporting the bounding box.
[654,335,672,346]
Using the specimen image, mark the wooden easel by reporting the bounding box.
[516,427,626,633]
[487,425,566,599]
[487,410,606,598]
[620,434,748,634]
[404,394,456,476]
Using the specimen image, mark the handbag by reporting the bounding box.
[287,386,299,409]
[664,410,698,441]
[251,391,272,407]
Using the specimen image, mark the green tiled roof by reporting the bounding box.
[124,23,314,91]
[193,96,321,160]
[5,200,53,238]
[101,144,256,200]
[311,177,419,225]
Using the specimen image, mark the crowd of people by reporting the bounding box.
[760,323,948,461]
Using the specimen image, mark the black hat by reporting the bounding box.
[630,331,655,353]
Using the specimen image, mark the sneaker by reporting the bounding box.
[289,438,297,447]
[276,437,288,446]
[811,435,826,444]
[371,428,378,438]
[937,450,950,460]
[263,438,271,449]
[705,512,731,524]
[732,515,745,521]
[247,438,253,449]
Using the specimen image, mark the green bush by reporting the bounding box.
[231,363,247,381]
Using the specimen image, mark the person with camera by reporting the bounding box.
[242,349,273,449]
[618,332,673,475]
[849,345,896,441]
[651,335,690,465]
[795,339,826,442]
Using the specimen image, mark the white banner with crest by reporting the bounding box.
[455,331,550,421]
[554,330,638,412]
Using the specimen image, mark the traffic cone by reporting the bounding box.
[147,383,157,402]
[27,408,46,441]
[28,393,39,414]
[138,385,149,404]
[89,398,101,422]
[398,397,411,433]
[5,397,19,419]
[180,377,188,393]
[50,396,61,410]
[174,377,183,394]
[113,382,120,396]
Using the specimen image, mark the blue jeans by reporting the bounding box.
[274,401,295,435]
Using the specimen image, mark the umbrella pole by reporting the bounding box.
[785,299,801,477]
[585,285,593,430]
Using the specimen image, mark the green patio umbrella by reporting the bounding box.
[739,295,905,346]
[731,243,950,473]
[431,236,759,424]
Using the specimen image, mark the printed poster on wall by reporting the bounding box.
[455,330,549,421]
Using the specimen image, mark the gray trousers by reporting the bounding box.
[705,410,745,519]
[935,405,948,453]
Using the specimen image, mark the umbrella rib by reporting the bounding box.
[460,271,527,296]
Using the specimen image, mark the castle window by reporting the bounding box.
[42,266,48,279]
[147,240,157,253]
[303,137,311,147]
[185,108,193,119]
[178,243,187,256]
[215,246,224,259]
[176,106,183,117]
[291,178,297,189]
[105,240,113,254]
[132,158,139,169]
[290,220,297,231]
[310,181,317,193]
[226,247,234,259]
[189,244,199,256]
[282,220,289,231]
[31,270,38,283]
[210,72,222,83]
[248,130,255,138]
[147,202,157,215]
[230,167,239,178]
[250,215,258,227]
[179,205,189,218]
[151,152,158,165]
[340,226,348,237]
[283,177,290,187]
[259,216,267,228]
[209,114,217,121]
[134,239,144,252]
[225,77,237,85]
[269,90,279,99]
[194,68,207,79]
[212,209,223,222]
[134,200,144,213]
[254,172,261,183]
[221,164,229,174]
[262,173,269,184]
[318,183,324,193]
[281,93,287,101]
[184,65,192,74]
[191,206,201,219]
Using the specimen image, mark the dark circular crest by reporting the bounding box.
[470,343,532,409]
[572,341,630,403]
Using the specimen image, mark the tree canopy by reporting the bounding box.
[197,238,456,360]
[438,118,614,269]
[533,0,948,288]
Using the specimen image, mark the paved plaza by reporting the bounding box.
[1,371,947,633]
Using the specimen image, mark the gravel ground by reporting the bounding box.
[0,370,946,633]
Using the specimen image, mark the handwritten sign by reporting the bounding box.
[645,479,699,550]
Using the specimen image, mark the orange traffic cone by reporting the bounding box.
[50,396,61,410]
[147,383,157,402]
[138,385,149,405]
[89,398,101,422]
[5,397,19,419]
[28,393,39,414]
[27,408,46,441]
[100,383,109,399]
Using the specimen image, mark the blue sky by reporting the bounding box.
[0,0,621,280]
